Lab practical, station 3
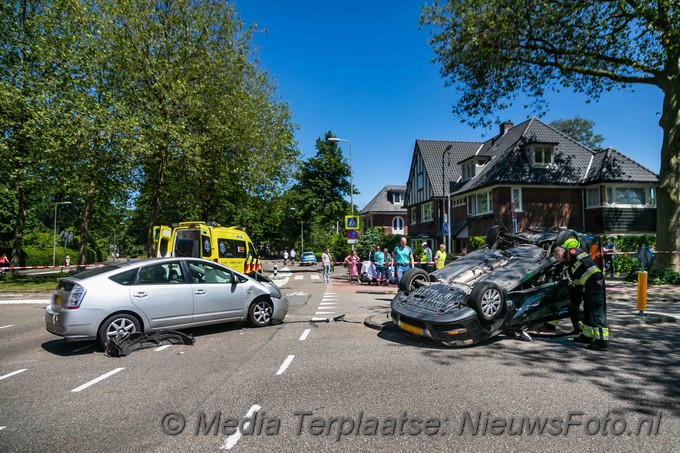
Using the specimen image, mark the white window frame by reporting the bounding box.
[604,186,655,207]
[392,216,404,233]
[410,206,417,225]
[421,202,433,222]
[511,187,522,212]
[392,192,402,204]
[452,196,466,207]
[586,187,601,208]
[531,145,554,167]
[467,190,493,216]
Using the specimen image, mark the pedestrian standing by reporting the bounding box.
[344,250,360,283]
[603,238,616,276]
[419,241,433,273]
[434,244,447,270]
[383,248,393,285]
[290,248,296,263]
[64,254,71,269]
[283,249,289,266]
[392,237,414,286]
[322,247,332,283]
[374,247,386,286]
[0,253,8,273]
[553,238,609,351]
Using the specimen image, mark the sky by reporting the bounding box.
[235,0,664,211]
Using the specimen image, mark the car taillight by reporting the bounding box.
[64,284,86,309]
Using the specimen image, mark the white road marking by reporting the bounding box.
[72,343,96,353]
[0,325,14,329]
[319,302,337,306]
[294,275,303,280]
[0,300,49,305]
[0,369,27,381]
[276,355,295,375]
[155,345,172,352]
[71,368,125,393]
[325,292,338,295]
[310,275,320,280]
[220,404,261,450]
[299,329,311,341]
[0,426,4,431]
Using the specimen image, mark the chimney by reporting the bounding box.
[500,121,514,136]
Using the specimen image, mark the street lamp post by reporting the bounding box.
[442,145,453,251]
[53,201,72,267]
[328,137,353,215]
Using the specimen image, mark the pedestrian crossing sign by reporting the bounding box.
[345,215,360,230]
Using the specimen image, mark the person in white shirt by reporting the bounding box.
[290,249,296,262]
[321,247,332,283]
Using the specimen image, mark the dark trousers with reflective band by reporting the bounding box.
[573,273,609,341]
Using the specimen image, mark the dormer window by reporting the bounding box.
[531,145,554,166]
[392,192,402,204]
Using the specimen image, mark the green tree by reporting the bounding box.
[292,132,353,237]
[550,117,604,149]
[422,0,680,270]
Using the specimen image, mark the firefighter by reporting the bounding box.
[553,238,609,351]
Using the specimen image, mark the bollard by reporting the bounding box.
[637,271,648,315]
[273,263,278,278]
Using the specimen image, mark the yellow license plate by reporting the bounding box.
[398,320,424,337]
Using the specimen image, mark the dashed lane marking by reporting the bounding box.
[276,355,295,375]
[220,404,261,450]
[299,329,311,341]
[71,368,125,393]
[0,325,14,329]
[294,275,303,280]
[0,369,27,381]
[310,275,320,280]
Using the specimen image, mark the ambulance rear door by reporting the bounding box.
[153,225,173,257]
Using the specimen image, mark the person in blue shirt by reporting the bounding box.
[603,238,616,276]
[392,237,414,286]
[374,247,386,286]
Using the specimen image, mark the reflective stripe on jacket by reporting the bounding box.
[567,248,601,285]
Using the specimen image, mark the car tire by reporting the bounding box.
[97,313,141,347]
[399,268,430,292]
[555,230,578,249]
[486,225,508,249]
[248,298,273,327]
[469,282,505,322]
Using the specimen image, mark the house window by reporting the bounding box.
[531,146,554,166]
[416,171,424,190]
[392,192,401,204]
[410,207,417,224]
[467,190,493,215]
[462,162,475,180]
[511,187,522,212]
[421,202,433,222]
[605,187,652,206]
[452,196,465,207]
[586,188,600,208]
[392,216,404,232]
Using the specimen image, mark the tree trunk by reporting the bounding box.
[146,149,167,256]
[10,181,26,273]
[78,180,96,266]
[653,58,680,271]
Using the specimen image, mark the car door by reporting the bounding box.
[187,260,248,323]
[129,261,194,328]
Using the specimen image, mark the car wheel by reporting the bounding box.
[248,299,273,327]
[399,268,430,292]
[486,225,508,249]
[555,230,578,249]
[97,313,141,347]
[469,282,505,322]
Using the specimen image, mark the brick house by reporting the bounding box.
[359,185,409,236]
[405,118,658,252]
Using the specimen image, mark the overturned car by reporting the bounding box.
[390,227,590,347]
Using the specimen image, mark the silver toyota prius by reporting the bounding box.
[45,258,288,346]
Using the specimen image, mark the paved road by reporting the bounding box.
[1,264,678,452]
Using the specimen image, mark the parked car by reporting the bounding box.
[299,251,317,266]
[391,226,588,347]
[45,258,288,347]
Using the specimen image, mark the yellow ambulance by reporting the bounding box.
[153,221,261,273]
